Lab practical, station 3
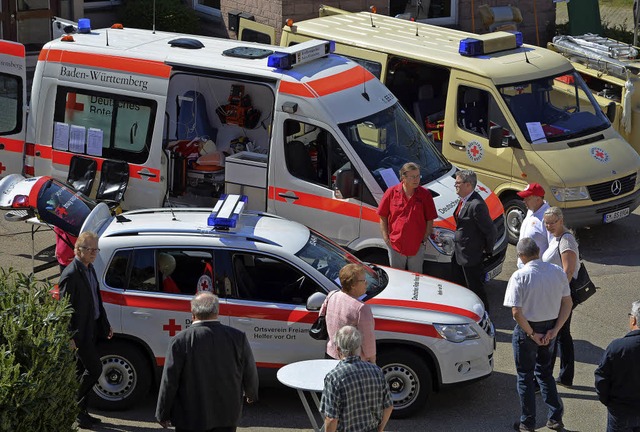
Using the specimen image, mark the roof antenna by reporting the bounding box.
[416,24,419,37]
[106,28,109,46]
[164,191,178,221]
[369,14,375,28]
[361,66,370,101]
[523,47,531,64]
[152,0,156,34]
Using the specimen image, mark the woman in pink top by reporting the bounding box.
[320,263,376,363]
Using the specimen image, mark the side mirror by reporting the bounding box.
[306,291,328,311]
[335,168,360,199]
[606,102,616,123]
[488,125,505,148]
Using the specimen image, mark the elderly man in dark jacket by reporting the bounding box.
[156,292,259,432]
[595,300,640,432]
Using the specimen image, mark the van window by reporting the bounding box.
[0,73,22,135]
[54,87,156,164]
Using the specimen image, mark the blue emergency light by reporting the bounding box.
[267,40,335,69]
[208,194,248,229]
[459,31,523,57]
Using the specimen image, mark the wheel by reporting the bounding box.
[502,196,527,245]
[378,349,432,419]
[90,341,152,411]
[359,249,389,266]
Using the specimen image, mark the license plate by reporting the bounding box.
[603,207,630,223]
[484,262,503,282]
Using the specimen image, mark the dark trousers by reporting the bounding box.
[76,333,103,411]
[513,323,563,429]
[550,311,574,385]
[176,427,236,432]
[607,408,640,432]
[451,258,489,312]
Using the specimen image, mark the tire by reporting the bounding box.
[358,249,389,266]
[90,341,152,411]
[378,349,432,419]
[502,197,527,245]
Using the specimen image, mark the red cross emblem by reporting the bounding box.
[199,279,209,291]
[163,319,182,336]
[477,185,488,193]
[590,147,609,163]
[596,150,604,159]
[0,162,6,175]
[470,145,480,157]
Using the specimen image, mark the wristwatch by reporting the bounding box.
[528,332,535,339]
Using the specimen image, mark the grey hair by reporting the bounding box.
[335,325,362,357]
[191,292,219,320]
[399,162,420,178]
[456,170,477,188]
[543,206,564,221]
[632,301,640,321]
[516,237,540,259]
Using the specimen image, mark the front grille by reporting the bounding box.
[479,312,495,337]
[493,214,505,241]
[587,173,637,202]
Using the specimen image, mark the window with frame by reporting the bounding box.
[457,85,511,139]
[231,252,323,305]
[389,0,457,25]
[54,87,156,164]
[193,0,221,16]
[0,73,22,135]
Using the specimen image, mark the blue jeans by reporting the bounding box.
[512,323,563,429]
[607,408,640,432]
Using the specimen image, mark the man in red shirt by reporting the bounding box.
[378,162,437,273]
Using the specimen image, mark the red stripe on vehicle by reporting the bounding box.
[375,318,441,338]
[46,151,161,183]
[279,81,316,98]
[39,49,172,78]
[367,298,481,322]
[0,137,25,153]
[154,356,284,369]
[307,66,375,97]
[0,41,25,58]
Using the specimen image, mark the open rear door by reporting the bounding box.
[0,40,26,178]
[238,18,275,44]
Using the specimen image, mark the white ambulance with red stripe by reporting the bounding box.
[69,193,495,418]
[0,20,506,280]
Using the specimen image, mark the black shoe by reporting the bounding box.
[546,418,564,430]
[76,412,94,429]
[555,379,572,389]
[513,421,535,432]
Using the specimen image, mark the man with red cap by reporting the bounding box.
[517,183,552,268]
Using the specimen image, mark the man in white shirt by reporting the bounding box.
[517,183,552,268]
[504,237,573,432]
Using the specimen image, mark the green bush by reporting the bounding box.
[0,269,78,431]
[118,0,200,34]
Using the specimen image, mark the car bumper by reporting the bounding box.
[562,187,640,228]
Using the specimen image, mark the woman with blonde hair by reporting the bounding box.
[542,206,578,387]
[320,263,376,363]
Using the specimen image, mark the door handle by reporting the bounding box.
[132,311,152,319]
[237,318,253,324]
[0,143,4,150]
[278,192,299,200]
[137,170,157,178]
[449,141,466,150]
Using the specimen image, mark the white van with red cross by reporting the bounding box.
[0,19,506,281]
[42,193,492,418]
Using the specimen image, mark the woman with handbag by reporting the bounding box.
[319,263,376,363]
[542,206,579,388]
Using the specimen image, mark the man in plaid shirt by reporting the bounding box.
[320,326,393,432]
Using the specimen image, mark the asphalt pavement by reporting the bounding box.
[2,205,640,431]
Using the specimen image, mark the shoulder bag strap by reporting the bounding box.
[320,290,338,317]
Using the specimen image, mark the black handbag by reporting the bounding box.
[557,233,596,306]
[569,262,597,306]
[309,291,337,340]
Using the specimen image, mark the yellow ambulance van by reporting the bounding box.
[242,6,640,243]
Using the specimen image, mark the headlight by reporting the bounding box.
[429,227,455,255]
[433,323,479,343]
[550,186,589,202]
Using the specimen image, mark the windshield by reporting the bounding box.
[338,103,451,191]
[499,71,610,144]
[36,179,96,236]
[295,230,387,297]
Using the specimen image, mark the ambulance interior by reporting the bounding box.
[163,74,274,207]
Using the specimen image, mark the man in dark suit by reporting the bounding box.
[156,292,259,432]
[59,231,113,429]
[452,170,497,312]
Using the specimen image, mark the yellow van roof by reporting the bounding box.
[288,11,573,85]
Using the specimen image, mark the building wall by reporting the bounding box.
[221,0,555,47]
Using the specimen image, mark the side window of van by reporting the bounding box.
[54,87,156,164]
[0,73,22,135]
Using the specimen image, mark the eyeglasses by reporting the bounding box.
[404,174,422,180]
[454,181,467,185]
[357,279,367,283]
[79,247,100,253]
